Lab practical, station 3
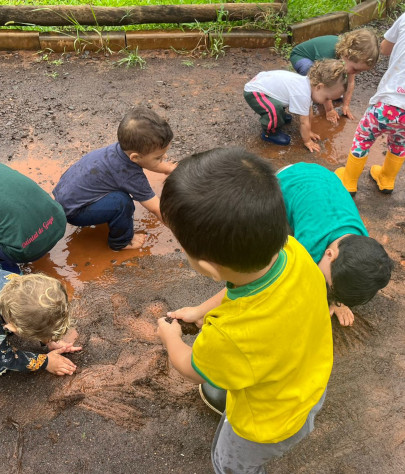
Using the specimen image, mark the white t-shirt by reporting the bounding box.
[244,70,312,116]
[370,13,405,109]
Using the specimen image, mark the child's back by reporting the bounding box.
[53,142,154,218]
[53,107,174,251]
[0,163,66,272]
[157,148,333,472]
[193,235,332,443]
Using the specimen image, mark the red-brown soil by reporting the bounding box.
[0,32,404,474]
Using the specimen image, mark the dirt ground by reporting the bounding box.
[0,24,404,474]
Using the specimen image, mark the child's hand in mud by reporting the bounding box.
[157,317,183,347]
[167,307,204,328]
[330,303,354,326]
[46,348,78,376]
[342,105,354,120]
[49,342,82,353]
[47,328,82,352]
[326,109,339,124]
[304,138,321,153]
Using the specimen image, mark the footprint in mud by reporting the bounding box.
[49,294,200,428]
[111,293,199,341]
[110,294,168,343]
[49,346,197,429]
[332,313,377,356]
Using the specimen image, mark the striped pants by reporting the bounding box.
[244,91,288,133]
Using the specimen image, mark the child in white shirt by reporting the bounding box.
[244,59,348,152]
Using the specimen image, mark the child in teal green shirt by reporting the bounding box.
[277,162,392,325]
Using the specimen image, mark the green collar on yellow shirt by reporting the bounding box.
[226,249,287,300]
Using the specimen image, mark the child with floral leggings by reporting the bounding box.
[336,13,405,195]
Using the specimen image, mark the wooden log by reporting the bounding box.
[0,4,286,27]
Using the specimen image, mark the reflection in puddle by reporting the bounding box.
[9,158,178,295]
[257,105,387,167]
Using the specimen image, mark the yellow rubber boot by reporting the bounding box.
[335,152,368,196]
[370,151,405,194]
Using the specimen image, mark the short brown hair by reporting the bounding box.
[308,59,348,90]
[117,107,173,154]
[0,274,71,342]
[336,29,379,67]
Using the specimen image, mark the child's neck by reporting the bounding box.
[225,252,279,288]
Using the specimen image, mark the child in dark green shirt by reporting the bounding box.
[0,164,66,273]
[290,29,379,123]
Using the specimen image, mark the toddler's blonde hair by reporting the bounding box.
[308,59,348,90]
[0,273,70,342]
[336,29,379,67]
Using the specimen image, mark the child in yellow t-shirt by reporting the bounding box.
[157,148,333,473]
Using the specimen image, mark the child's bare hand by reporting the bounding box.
[47,328,81,351]
[167,307,204,326]
[304,140,320,153]
[47,341,82,352]
[330,304,354,326]
[326,109,339,124]
[157,317,183,346]
[342,106,354,120]
[163,161,178,175]
[46,348,78,376]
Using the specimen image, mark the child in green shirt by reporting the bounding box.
[290,29,379,123]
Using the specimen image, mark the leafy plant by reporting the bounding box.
[177,7,230,59]
[45,71,59,78]
[181,59,194,67]
[115,47,146,69]
[376,0,386,19]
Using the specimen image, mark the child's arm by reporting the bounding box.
[140,195,163,222]
[329,303,354,326]
[299,114,321,152]
[157,318,205,384]
[0,326,49,373]
[380,39,395,56]
[342,74,355,120]
[167,288,226,327]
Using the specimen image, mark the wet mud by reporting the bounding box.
[0,36,404,474]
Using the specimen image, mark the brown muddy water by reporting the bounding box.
[10,157,178,295]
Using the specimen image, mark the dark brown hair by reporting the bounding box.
[160,148,288,273]
[117,107,173,154]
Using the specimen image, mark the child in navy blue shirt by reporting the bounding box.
[53,107,175,250]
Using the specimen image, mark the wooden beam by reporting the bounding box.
[0,4,286,27]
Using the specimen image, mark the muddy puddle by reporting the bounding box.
[9,157,178,295]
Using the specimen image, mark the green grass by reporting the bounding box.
[0,0,382,42]
[287,0,357,23]
[0,0,265,5]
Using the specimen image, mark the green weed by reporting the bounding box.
[115,47,146,69]
[181,59,194,67]
[376,0,386,19]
